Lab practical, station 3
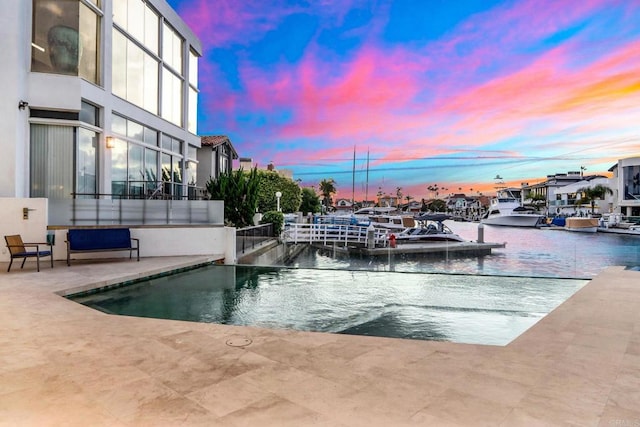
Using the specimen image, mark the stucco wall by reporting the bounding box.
[1,198,236,265]
[0,198,49,261]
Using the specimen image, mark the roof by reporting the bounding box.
[554,177,611,194]
[200,135,239,159]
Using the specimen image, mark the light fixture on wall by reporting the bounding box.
[105,136,116,149]
[18,100,29,110]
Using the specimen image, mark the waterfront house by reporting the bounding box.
[197,135,239,190]
[522,171,607,216]
[552,177,614,216]
[1,0,235,264]
[609,156,640,218]
[2,0,202,201]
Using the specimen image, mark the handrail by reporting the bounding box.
[283,223,389,247]
[236,223,275,254]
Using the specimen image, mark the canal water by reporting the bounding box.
[281,221,640,279]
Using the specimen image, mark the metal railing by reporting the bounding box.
[236,223,276,254]
[283,223,389,247]
[107,182,208,200]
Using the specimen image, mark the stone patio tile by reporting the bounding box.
[186,375,278,418]
[418,388,513,426]
[218,395,340,427]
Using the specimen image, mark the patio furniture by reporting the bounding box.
[66,228,139,266]
[4,235,53,272]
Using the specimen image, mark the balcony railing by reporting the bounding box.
[49,197,224,226]
[109,181,208,201]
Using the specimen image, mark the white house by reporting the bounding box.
[0,0,237,264]
[552,177,614,216]
[1,0,202,201]
[609,156,640,217]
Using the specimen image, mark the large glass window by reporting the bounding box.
[188,87,198,134]
[31,0,101,84]
[162,68,182,126]
[77,128,97,197]
[623,166,640,200]
[80,101,99,126]
[162,22,183,73]
[112,30,159,113]
[145,149,159,192]
[128,143,144,197]
[30,125,75,199]
[111,115,186,199]
[189,49,198,84]
[113,0,158,54]
[111,138,128,197]
[30,124,97,199]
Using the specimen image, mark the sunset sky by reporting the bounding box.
[167,0,640,200]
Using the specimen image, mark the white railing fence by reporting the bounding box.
[283,223,389,247]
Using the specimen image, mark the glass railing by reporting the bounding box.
[48,198,224,226]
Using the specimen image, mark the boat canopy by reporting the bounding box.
[414,213,451,222]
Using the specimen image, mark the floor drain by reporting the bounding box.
[226,337,252,347]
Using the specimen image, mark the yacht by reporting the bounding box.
[481,182,545,228]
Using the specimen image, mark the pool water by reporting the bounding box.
[69,264,587,346]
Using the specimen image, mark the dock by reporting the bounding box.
[282,223,505,257]
[312,240,506,257]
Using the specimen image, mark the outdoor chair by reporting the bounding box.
[4,235,53,272]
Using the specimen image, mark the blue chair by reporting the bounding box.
[4,235,53,272]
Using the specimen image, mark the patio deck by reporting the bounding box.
[0,257,638,426]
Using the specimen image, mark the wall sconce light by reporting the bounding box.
[105,136,116,149]
[18,100,29,110]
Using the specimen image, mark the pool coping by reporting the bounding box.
[0,257,638,425]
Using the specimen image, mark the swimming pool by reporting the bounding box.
[68,264,587,346]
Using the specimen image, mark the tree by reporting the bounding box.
[206,167,259,227]
[577,184,613,214]
[529,194,547,211]
[425,199,447,212]
[256,170,302,213]
[319,179,337,210]
[300,187,321,215]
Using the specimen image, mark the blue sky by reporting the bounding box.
[167,0,640,199]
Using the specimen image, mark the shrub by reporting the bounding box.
[261,211,284,236]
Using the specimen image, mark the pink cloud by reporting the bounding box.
[189,0,640,192]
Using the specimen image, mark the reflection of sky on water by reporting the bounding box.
[74,265,587,346]
[287,221,640,279]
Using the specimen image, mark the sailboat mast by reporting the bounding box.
[352,146,356,209]
[365,148,369,205]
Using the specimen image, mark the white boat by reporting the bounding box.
[392,214,467,243]
[481,189,545,228]
[366,214,415,230]
[565,217,598,233]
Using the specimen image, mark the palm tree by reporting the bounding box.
[576,184,613,215]
[319,178,337,211]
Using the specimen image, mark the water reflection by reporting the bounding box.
[72,264,587,346]
[283,221,640,279]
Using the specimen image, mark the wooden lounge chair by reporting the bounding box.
[4,235,53,272]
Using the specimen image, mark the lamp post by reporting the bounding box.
[275,191,282,212]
